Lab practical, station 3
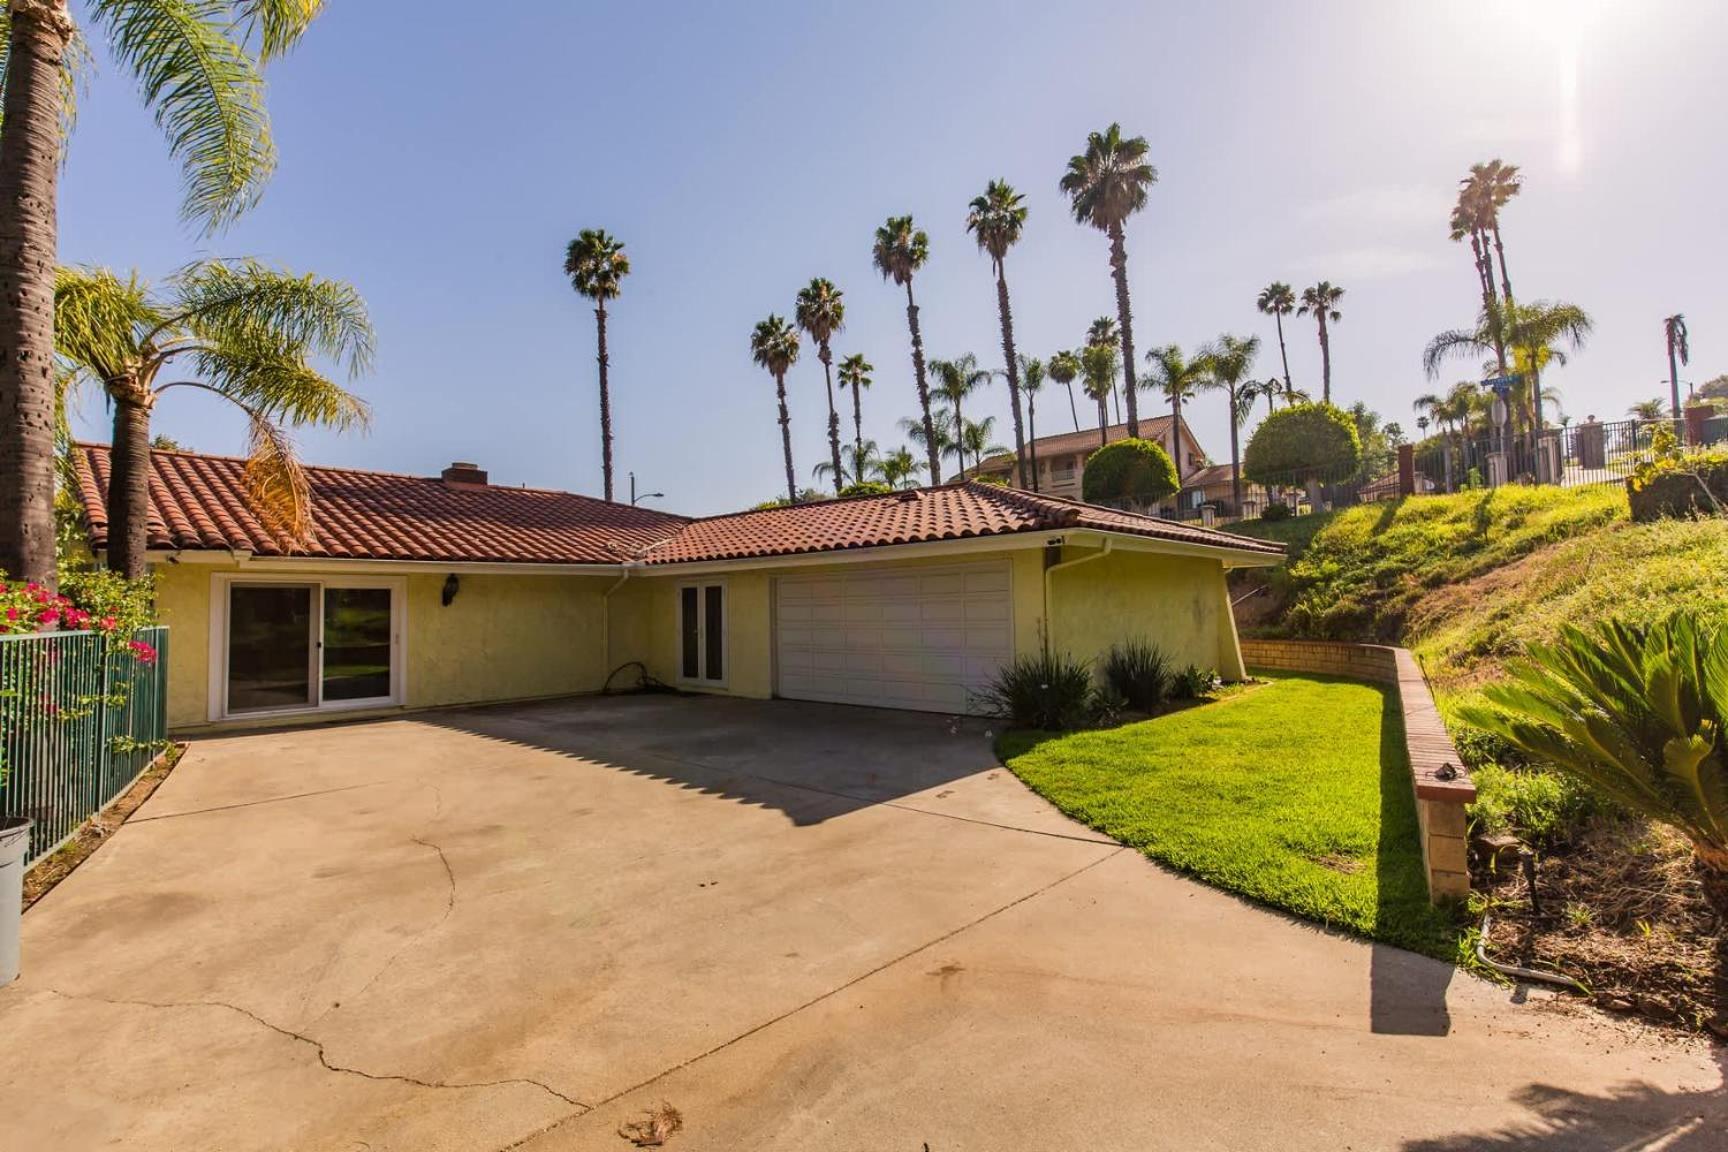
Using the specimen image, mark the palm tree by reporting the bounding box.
[928,354,990,473]
[795,277,847,495]
[1080,343,1117,447]
[1450,200,1506,373]
[873,215,940,482]
[749,315,801,504]
[0,1,333,586]
[898,410,954,471]
[1243,376,1282,419]
[837,353,872,468]
[879,445,925,490]
[1255,282,1296,396]
[55,261,374,577]
[1628,397,1668,422]
[1060,123,1157,437]
[564,229,630,502]
[1298,282,1345,403]
[1424,300,1592,436]
[967,179,1030,487]
[1198,334,1261,509]
[814,438,882,487]
[1464,159,1521,303]
[1085,316,1122,421]
[1018,355,1045,491]
[1048,349,1082,432]
[959,416,1007,471]
[1664,313,1690,422]
[1142,344,1207,480]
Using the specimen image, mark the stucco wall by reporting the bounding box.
[154,562,614,730]
[1048,547,1244,679]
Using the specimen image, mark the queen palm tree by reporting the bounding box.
[564,229,630,502]
[837,353,872,467]
[55,260,374,577]
[1085,315,1122,421]
[813,437,882,487]
[1664,313,1690,422]
[1080,342,1117,447]
[1628,398,1668,422]
[1143,344,1206,480]
[795,277,847,495]
[1018,354,1045,491]
[873,215,940,482]
[1060,123,1157,438]
[898,409,953,470]
[1198,334,1261,509]
[1048,349,1082,432]
[966,179,1030,486]
[0,0,335,585]
[1255,282,1296,395]
[960,416,1007,471]
[929,354,990,472]
[750,315,801,504]
[1298,282,1345,403]
[879,445,924,490]
[1424,300,1592,437]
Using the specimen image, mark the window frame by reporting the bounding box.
[676,579,728,687]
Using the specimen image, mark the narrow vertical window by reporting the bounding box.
[704,585,724,681]
[680,586,699,679]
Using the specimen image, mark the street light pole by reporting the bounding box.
[629,472,664,506]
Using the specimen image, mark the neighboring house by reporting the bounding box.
[73,444,1282,731]
[969,417,1209,501]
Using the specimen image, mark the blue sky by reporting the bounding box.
[61,0,1728,514]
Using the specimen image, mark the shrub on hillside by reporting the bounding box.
[1626,447,1728,523]
[1081,438,1178,505]
[1100,638,1171,712]
[1242,403,1363,484]
[839,481,893,497]
[1468,763,1601,847]
[1258,502,1292,522]
[975,651,1095,730]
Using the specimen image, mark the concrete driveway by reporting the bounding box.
[1,695,1721,1151]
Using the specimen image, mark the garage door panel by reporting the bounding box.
[775,561,1012,714]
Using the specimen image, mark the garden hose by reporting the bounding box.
[1475,912,1589,995]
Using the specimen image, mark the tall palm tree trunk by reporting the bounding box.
[594,300,615,502]
[0,1,74,586]
[1097,394,1108,446]
[1227,387,1242,509]
[905,281,939,483]
[819,343,843,494]
[1026,394,1039,492]
[1316,315,1332,404]
[1491,222,1513,304]
[106,392,154,580]
[850,380,864,471]
[775,371,796,504]
[994,270,1027,488]
[1065,380,1079,431]
[1475,230,1508,374]
[1107,222,1140,438]
[1668,335,1683,422]
[1274,313,1291,394]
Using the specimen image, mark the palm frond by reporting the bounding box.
[91,0,276,232]
[233,0,324,62]
[173,353,369,430]
[54,266,163,383]
[166,258,375,375]
[242,410,314,548]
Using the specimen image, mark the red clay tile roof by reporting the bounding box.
[73,444,1282,567]
[73,444,689,565]
[637,481,1283,564]
[971,416,1192,473]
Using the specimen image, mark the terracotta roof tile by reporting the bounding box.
[972,416,1186,472]
[74,444,688,566]
[73,445,1283,568]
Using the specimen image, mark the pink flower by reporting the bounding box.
[99,615,118,632]
[5,608,16,622]
[128,640,158,665]
[39,609,59,627]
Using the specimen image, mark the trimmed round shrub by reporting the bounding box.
[839,481,893,497]
[1242,403,1362,484]
[1081,437,1178,504]
[1259,502,1292,522]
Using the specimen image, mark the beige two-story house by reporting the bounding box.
[969,416,1210,504]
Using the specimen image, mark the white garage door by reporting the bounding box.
[774,561,1014,713]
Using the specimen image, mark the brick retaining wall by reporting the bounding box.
[1239,638,1475,903]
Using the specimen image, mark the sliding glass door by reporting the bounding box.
[224,580,401,717]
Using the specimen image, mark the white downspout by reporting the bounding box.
[1042,536,1112,653]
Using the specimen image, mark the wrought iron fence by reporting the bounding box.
[1155,458,1400,526]
[0,627,170,865]
[1412,417,1662,494]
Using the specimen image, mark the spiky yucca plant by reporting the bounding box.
[1459,613,1728,916]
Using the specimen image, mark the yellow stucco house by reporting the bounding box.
[73,445,1283,733]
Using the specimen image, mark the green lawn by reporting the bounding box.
[998,674,1467,962]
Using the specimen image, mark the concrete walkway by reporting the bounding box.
[1,695,1720,1151]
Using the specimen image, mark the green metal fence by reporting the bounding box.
[0,626,170,865]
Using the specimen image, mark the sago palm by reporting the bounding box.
[564,228,630,501]
[1060,123,1157,437]
[872,215,940,482]
[1255,281,1297,397]
[0,0,335,585]
[749,314,801,504]
[1018,354,1045,491]
[967,179,1030,488]
[1048,349,1082,432]
[55,259,374,577]
[928,353,990,473]
[1198,333,1261,509]
[1458,613,1728,918]
[836,352,872,468]
[795,277,847,495]
[1664,313,1689,422]
[1298,282,1345,404]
